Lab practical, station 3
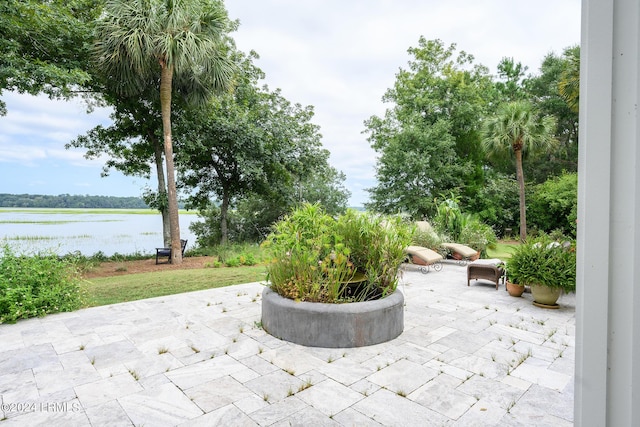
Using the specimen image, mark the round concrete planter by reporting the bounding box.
[261,287,404,348]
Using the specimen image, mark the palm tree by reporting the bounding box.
[94,0,234,263]
[559,46,580,113]
[482,101,557,242]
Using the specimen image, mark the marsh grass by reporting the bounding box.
[0,208,197,215]
[0,220,85,225]
[6,234,93,241]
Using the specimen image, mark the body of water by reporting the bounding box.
[0,209,199,257]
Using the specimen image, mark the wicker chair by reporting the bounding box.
[467,259,505,289]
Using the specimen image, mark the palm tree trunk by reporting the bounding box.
[220,190,229,245]
[153,140,171,247]
[160,62,182,264]
[515,148,527,242]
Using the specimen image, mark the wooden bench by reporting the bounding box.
[156,239,187,264]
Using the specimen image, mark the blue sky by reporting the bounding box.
[0,0,581,207]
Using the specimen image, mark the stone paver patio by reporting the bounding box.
[0,262,575,426]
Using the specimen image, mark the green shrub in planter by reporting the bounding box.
[507,235,576,293]
[262,203,414,303]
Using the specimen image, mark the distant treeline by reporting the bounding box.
[0,193,149,209]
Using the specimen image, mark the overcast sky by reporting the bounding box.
[0,0,581,207]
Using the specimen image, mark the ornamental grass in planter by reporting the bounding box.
[261,203,414,303]
[507,235,576,307]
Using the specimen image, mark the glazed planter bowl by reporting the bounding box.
[530,284,562,308]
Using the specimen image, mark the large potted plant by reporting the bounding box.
[507,235,576,308]
[260,203,414,347]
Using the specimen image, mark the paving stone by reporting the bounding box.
[123,353,184,381]
[424,358,472,381]
[332,407,384,426]
[225,336,264,360]
[270,403,342,426]
[367,358,438,394]
[456,375,525,409]
[52,332,104,355]
[315,355,377,386]
[261,345,325,376]
[434,330,496,354]
[165,354,247,390]
[0,369,39,404]
[230,365,262,383]
[246,396,308,426]
[84,399,133,426]
[351,388,448,426]
[0,344,60,375]
[83,340,144,370]
[243,370,304,403]
[185,375,254,413]
[34,365,100,397]
[138,372,172,390]
[233,394,270,415]
[447,353,509,380]
[349,378,381,396]
[500,374,532,391]
[75,373,142,408]
[0,331,25,353]
[0,263,577,425]
[118,382,203,426]
[179,403,258,426]
[0,403,90,426]
[510,359,572,391]
[454,398,507,426]
[513,383,573,422]
[238,354,279,376]
[296,377,363,416]
[408,378,477,420]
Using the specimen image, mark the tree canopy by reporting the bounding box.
[365,37,578,237]
[175,52,348,243]
[0,0,101,115]
[364,38,494,217]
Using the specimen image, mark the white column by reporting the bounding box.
[575,0,640,425]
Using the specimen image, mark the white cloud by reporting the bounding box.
[1,0,581,205]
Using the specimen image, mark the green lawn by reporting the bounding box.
[486,241,519,260]
[82,240,519,307]
[83,265,267,307]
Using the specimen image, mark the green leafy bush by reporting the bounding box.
[0,246,84,323]
[190,242,264,263]
[430,196,497,255]
[507,235,576,292]
[528,172,577,237]
[412,222,443,250]
[458,218,498,257]
[433,195,465,242]
[262,204,413,303]
[467,173,520,237]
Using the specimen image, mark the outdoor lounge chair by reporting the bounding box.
[405,245,444,272]
[156,239,187,264]
[441,242,480,262]
[467,258,505,289]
